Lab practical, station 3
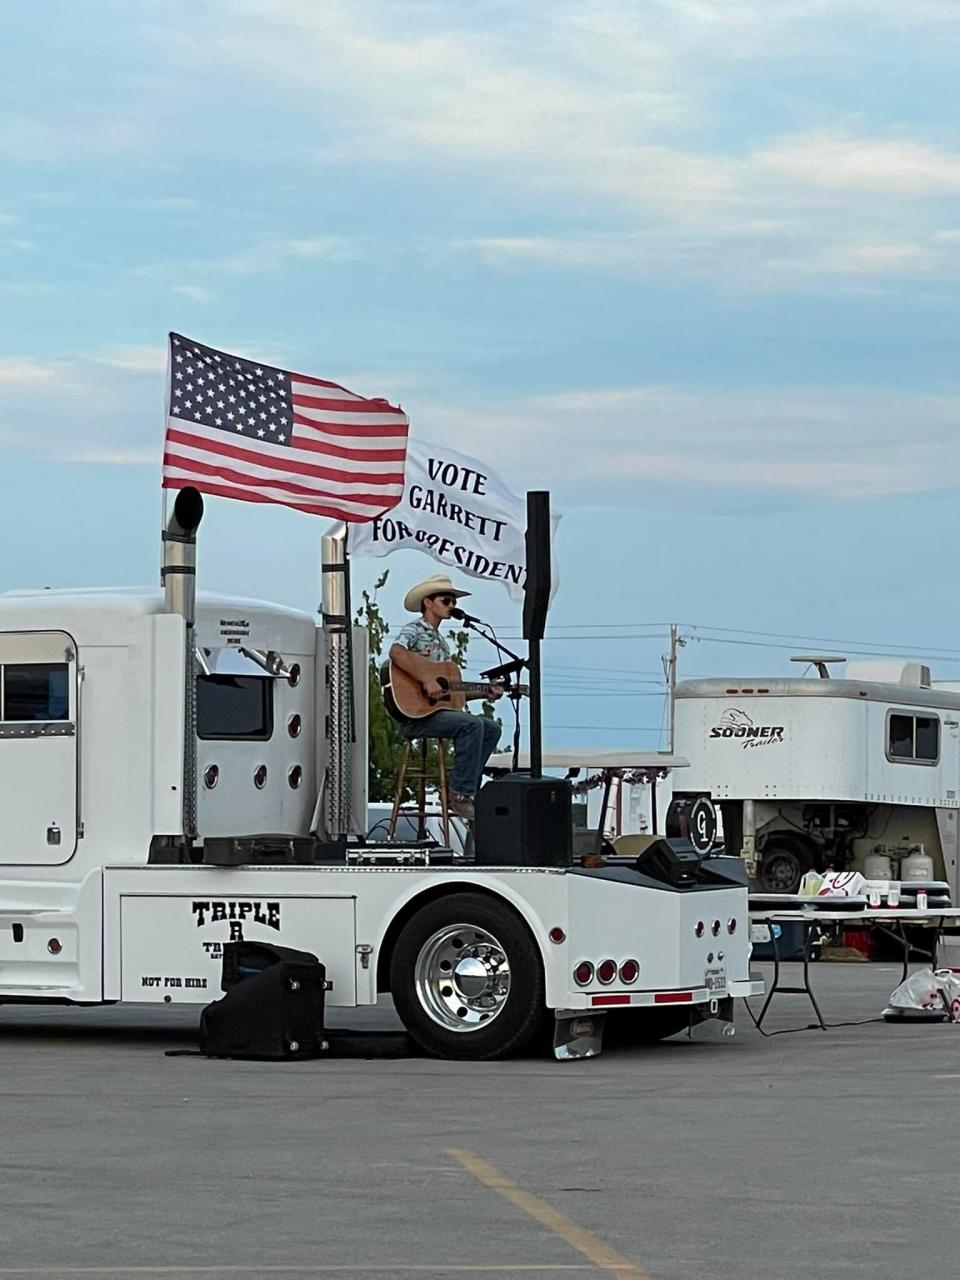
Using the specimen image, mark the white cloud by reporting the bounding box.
[64,446,157,466]
[0,282,56,297]
[766,241,936,279]
[131,237,361,284]
[173,284,216,303]
[0,112,143,163]
[213,236,361,274]
[457,227,946,291]
[0,357,67,389]
[188,4,960,287]
[4,1,958,293]
[413,384,960,502]
[90,345,167,374]
[757,136,960,196]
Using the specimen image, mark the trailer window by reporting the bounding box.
[887,712,939,764]
[915,717,939,761]
[1,663,70,721]
[196,674,273,741]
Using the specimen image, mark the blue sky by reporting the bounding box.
[3,0,960,746]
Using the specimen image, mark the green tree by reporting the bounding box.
[354,568,496,802]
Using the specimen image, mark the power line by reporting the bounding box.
[686,636,960,664]
[491,617,960,662]
[488,630,960,664]
[680,622,960,657]
[542,692,666,698]
[544,724,664,732]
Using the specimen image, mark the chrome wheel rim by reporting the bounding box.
[414,923,511,1032]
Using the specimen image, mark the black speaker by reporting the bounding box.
[474,774,572,866]
[522,491,552,642]
[219,940,322,990]
[634,837,705,888]
[200,943,327,1059]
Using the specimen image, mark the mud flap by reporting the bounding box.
[553,1011,605,1061]
[693,995,736,1038]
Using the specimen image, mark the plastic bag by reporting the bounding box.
[888,968,960,1021]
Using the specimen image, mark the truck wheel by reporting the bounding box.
[605,1008,691,1046]
[390,892,547,1060]
[757,834,813,894]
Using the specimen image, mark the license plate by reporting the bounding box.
[705,968,727,994]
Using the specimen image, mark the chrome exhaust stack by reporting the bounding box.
[321,524,353,840]
[162,487,204,841]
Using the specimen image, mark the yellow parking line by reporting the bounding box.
[0,1267,597,1276]
[447,1148,648,1280]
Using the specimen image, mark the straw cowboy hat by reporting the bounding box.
[403,574,472,613]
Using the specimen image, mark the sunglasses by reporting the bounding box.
[430,595,457,606]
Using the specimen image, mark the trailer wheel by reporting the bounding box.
[757,834,813,894]
[390,893,546,1060]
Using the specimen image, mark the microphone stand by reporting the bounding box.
[457,616,528,773]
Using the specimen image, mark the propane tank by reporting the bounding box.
[900,845,935,882]
[863,852,894,881]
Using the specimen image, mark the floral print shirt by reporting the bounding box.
[394,617,451,664]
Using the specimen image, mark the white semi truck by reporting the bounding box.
[0,491,761,1058]
[674,658,960,910]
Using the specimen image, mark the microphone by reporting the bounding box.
[449,606,480,623]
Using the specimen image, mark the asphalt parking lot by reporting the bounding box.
[1,962,958,1280]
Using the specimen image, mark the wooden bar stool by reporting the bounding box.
[387,738,451,846]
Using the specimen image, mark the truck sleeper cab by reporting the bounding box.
[0,587,760,1059]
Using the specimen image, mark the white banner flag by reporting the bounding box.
[347,437,559,602]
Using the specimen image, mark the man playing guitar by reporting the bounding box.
[389,574,502,823]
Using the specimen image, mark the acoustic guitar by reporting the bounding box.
[381,659,528,721]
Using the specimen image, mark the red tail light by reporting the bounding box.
[727,918,737,934]
[597,959,617,985]
[711,920,721,936]
[573,961,594,986]
[695,921,705,938]
[619,959,640,984]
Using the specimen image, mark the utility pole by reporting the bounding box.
[664,624,685,754]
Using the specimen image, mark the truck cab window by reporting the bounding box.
[1,663,70,721]
[196,674,273,741]
[887,712,939,764]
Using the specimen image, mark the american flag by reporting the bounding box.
[161,333,409,522]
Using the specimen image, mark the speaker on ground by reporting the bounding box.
[200,941,328,1059]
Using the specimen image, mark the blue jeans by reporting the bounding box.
[399,710,501,796]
